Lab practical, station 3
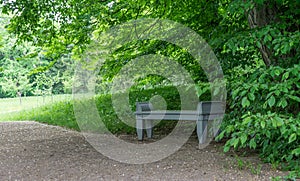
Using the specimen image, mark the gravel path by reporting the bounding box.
[0,121,286,180]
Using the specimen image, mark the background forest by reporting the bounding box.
[0,0,299,178]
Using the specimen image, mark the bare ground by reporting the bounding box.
[0,121,287,180]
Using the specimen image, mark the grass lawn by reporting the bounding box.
[0,94,72,120]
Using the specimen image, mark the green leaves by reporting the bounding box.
[230,63,300,112]
[249,138,256,149]
[271,116,284,128]
[268,95,276,107]
[242,97,250,107]
[288,95,300,102]
[222,111,299,173]
[224,144,230,152]
[233,138,239,148]
[225,63,299,174]
[282,72,289,80]
[288,133,297,143]
[291,148,300,156]
[260,121,266,128]
[248,92,255,101]
[240,133,248,145]
[278,98,288,108]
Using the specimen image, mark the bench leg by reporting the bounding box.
[145,120,153,138]
[197,120,208,144]
[213,118,221,137]
[136,117,144,140]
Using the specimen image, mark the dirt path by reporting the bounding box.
[0,121,286,180]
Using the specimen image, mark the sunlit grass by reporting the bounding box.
[0,86,183,133]
[0,94,72,120]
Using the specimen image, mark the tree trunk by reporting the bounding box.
[246,2,278,67]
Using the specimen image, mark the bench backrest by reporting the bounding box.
[136,102,153,113]
[197,101,225,115]
[136,101,225,115]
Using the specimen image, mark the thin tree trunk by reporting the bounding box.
[246,2,278,67]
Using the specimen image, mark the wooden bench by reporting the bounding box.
[135,101,225,144]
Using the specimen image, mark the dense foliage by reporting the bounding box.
[0,0,299,177]
[0,15,75,98]
[217,64,300,176]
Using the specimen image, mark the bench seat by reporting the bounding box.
[135,101,225,144]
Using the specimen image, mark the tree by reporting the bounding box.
[0,21,35,98]
[0,13,76,98]
[0,62,33,98]
[1,0,298,70]
[227,1,300,67]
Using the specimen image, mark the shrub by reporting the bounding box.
[218,63,300,176]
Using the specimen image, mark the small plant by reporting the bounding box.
[249,163,262,175]
[234,154,262,175]
[235,155,245,170]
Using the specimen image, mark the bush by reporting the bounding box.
[83,85,189,134]
[217,63,300,176]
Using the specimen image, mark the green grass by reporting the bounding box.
[0,97,79,129]
[0,94,72,120]
[0,94,72,114]
[0,86,190,133]
[0,85,208,134]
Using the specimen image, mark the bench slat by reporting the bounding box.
[136,110,223,121]
[135,101,225,144]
